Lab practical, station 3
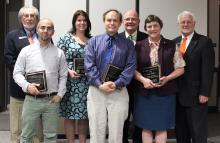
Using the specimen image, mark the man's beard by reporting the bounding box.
[23,24,35,30]
[41,36,49,41]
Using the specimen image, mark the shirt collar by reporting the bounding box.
[24,28,35,36]
[125,30,137,41]
[182,31,194,42]
[38,41,52,49]
[104,32,119,41]
[148,37,161,47]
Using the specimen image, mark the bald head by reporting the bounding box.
[37,18,55,44]
[37,18,54,30]
[124,9,139,18]
[123,9,140,34]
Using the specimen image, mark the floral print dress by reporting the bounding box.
[58,33,89,119]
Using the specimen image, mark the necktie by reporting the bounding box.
[179,37,187,55]
[128,35,133,41]
[128,35,135,45]
[28,32,34,44]
[103,37,113,64]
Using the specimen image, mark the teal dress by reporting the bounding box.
[57,33,89,119]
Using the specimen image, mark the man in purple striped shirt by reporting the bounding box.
[84,9,136,143]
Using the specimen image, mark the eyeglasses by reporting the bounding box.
[39,26,54,32]
[179,20,193,25]
[124,18,138,22]
[23,14,36,18]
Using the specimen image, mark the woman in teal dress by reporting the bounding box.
[57,10,91,143]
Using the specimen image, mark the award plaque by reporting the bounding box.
[102,64,123,82]
[140,65,161,84]
[73,58,84,75]
[26,70,47,92]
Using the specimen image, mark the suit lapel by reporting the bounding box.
[136,31,141,41]
[122,31,126,38]
[184,33,199,60]
[175,36,182,48]
[19,27,30,45]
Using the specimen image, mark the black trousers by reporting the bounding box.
[123,86,142,143]
[175,100,208,143]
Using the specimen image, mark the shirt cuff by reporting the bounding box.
[114,80,123,89]
[58,94,64,98]
[94,79,102,88]
[22,82,30,93]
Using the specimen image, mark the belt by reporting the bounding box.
[26,92,57,98]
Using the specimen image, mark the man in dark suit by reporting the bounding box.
[120,9,148,143]
[174,11,215,143]
[4,6,42,143]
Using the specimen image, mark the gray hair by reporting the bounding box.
[18,6,39,23]
[177,11,196,23]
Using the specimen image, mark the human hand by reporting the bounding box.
[99,81,116,93]
[68,69,80,78]
[199,95,209,104]
[140,77,156,89]
[27,83,40,95]
[49,95,61,104]
[155,76,169,87]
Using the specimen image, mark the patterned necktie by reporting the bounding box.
[179,37,187,55]
[28,32,34,44]
[128,35,135,45]
[103,37,113,64]
[128,35,133,41]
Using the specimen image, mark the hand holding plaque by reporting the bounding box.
[26,70,47,92]
[73,58,84,75]
[140,65,161,84]
[102,64,123,82]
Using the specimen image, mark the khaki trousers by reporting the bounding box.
[87,86,129,143]
[10,96,43,143]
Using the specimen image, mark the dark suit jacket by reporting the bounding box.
[4,27,31,99]
[174,32,215,106]
[119,31,148,95]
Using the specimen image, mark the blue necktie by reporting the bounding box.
[103,37,113,64]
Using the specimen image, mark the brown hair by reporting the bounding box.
[144,14,163,31]
[103,9,122,22]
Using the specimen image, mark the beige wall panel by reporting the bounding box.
[139,0,207,39]
[89,0,135,36]
[40,0,86,45]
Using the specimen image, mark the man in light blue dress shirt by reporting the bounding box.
[13,18,68,143]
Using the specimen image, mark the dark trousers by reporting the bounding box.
[123,86,142,143]
[123,113,142,143]
[175,100,208,143]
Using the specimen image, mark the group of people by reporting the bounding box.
[4,5,214,143]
